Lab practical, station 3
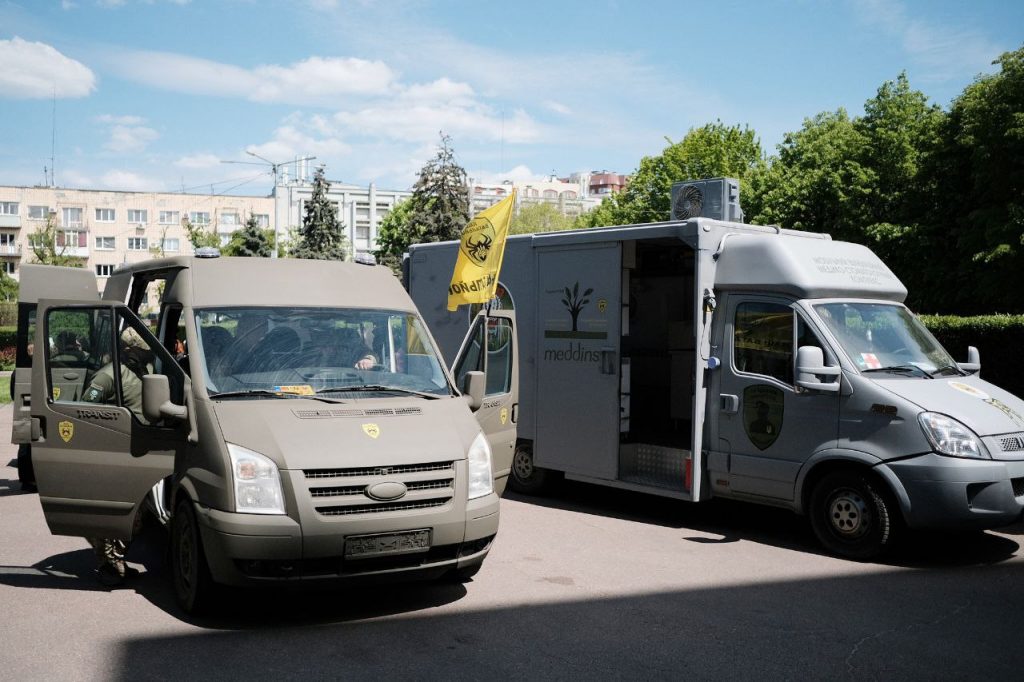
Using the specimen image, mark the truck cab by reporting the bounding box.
[17,255,518,613]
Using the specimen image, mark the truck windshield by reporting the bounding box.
[193,307,453,398]
[812,302,959,376]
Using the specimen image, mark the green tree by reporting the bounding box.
[28,213,85,267]
[376,133,469,261]
[291,166,348,260]
[223,214,272,257]
[510,202,576,234]
[579,121,764,227]
[0,271,18,301]
[182,216,220,251]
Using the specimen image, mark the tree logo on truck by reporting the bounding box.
[543,281,607,342]
[562,282,593,332]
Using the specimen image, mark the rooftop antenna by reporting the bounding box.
[50,88,56,187]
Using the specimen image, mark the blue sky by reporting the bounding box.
[0,0,1021,196]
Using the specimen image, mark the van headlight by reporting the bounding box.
[227,443,286,514]
[918,413,990,459]
[467,432,494,500]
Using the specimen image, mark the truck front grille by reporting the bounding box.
[316,498,450,516]
[301,460,457,517]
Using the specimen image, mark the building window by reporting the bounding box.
[159,210,180,225]
[95,236,115,250]
[161,238,180,252]
[190,211,210,225]
[95,208,115,222]
[561,191,577,199]
[1,261,15,275]
[127,209,148,224]
[0,233,16,247]
[0,202,18,216]
[127,237,148,250]
[356,225,370,241]
[58,230,86,247]
[62,207,83,227]
[543,190,558,199]
[220,212,239,226]
[28,205,49,220]
[254,214,270,227]
[96,264,115,277]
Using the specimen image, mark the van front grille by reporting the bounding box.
[316,498,450,516]
[304,461,454,479]
[310,478,454,498]
[999,435,1024,452]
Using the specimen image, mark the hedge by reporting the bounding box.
[920,315,1024,397]
[0,301,14,327]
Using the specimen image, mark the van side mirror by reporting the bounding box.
[959,346,981,373]
[142,374,187,422]
[462,370,485,410]
[796,346,840,393]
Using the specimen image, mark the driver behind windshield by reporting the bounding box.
[309,327,377,370]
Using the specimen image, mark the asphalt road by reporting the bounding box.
[3,403,1024,680]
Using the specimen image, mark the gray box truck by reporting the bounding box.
[407,217,1024,559]
[12,254,517,612]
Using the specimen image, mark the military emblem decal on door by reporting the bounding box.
[743,385,783,450]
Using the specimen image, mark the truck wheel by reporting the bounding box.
[171,498,215,615]
[809,470,895,560]
[17,444,36,492]
[509,444,551,495]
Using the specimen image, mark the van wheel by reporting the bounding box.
[17,444,36,492]
[810,470,895,560]
[509,444,552,495]
[171,498,215,615]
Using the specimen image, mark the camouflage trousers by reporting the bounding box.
[87,537,128,577]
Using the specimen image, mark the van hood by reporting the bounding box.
[871,374,1024,437]
[210,397,479,470]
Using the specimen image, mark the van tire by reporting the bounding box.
[17,444,36,492]
[509,443,552,495]
[809,470,895,560]
[171,498,215,615]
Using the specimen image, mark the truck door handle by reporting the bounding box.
[720,394,739,414]
[600,348,616,375]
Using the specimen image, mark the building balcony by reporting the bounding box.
[0,215,20,229]
[0,244,23,257]
[59,245,90,258]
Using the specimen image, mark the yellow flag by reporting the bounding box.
[447,189,516,311]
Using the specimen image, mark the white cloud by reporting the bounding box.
[96,114,144,125]
[61,1,78,9]
[0,37,96,99]
[851,0,1004,81]
[96,115,158,153]
[472,165,543,185]
[333,104,540,144]
[246,125,352,169]
[543,101,572,116]
[174,153,221,169]
[107,51,395,104]
[100,170,156,191]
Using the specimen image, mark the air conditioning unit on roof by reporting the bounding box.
[670,177,743,222]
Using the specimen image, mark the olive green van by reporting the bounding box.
[13,255,517,613]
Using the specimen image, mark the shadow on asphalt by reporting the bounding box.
[107,563,1024,680]
[0,476,32,497]
[504,480,1021,568]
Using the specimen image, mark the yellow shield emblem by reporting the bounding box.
[500,407,508,425]
[52,386,61,400]
[362,423,380,439]
[58,420,74,443]
[597,298,607,313]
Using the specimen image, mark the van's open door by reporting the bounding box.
[30,299,189,539]
[451,309,518,495]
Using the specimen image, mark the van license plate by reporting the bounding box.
[344,529,431,559]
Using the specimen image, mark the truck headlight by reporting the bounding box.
[467,432,494,500]
[227,443,286,514]
[918,412,990,459]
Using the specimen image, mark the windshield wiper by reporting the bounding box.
[209,389,344,403]
[862,364,934,378]
[932,363,965,377]
[315,385,445,399]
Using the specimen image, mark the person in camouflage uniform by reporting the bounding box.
[83,327,154,586]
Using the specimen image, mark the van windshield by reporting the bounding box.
[812,302,959,376]
[193,307,453,398]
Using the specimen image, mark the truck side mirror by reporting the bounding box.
[796,346,841,393]
[142,374,187,423]
[960,346,981,373]
[462,370,485,410]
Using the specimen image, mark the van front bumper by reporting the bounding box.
[193,493,499,587]
[881,453,1024,529]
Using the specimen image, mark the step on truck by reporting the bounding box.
[406,217,1024,559]
[12,253,517,612]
